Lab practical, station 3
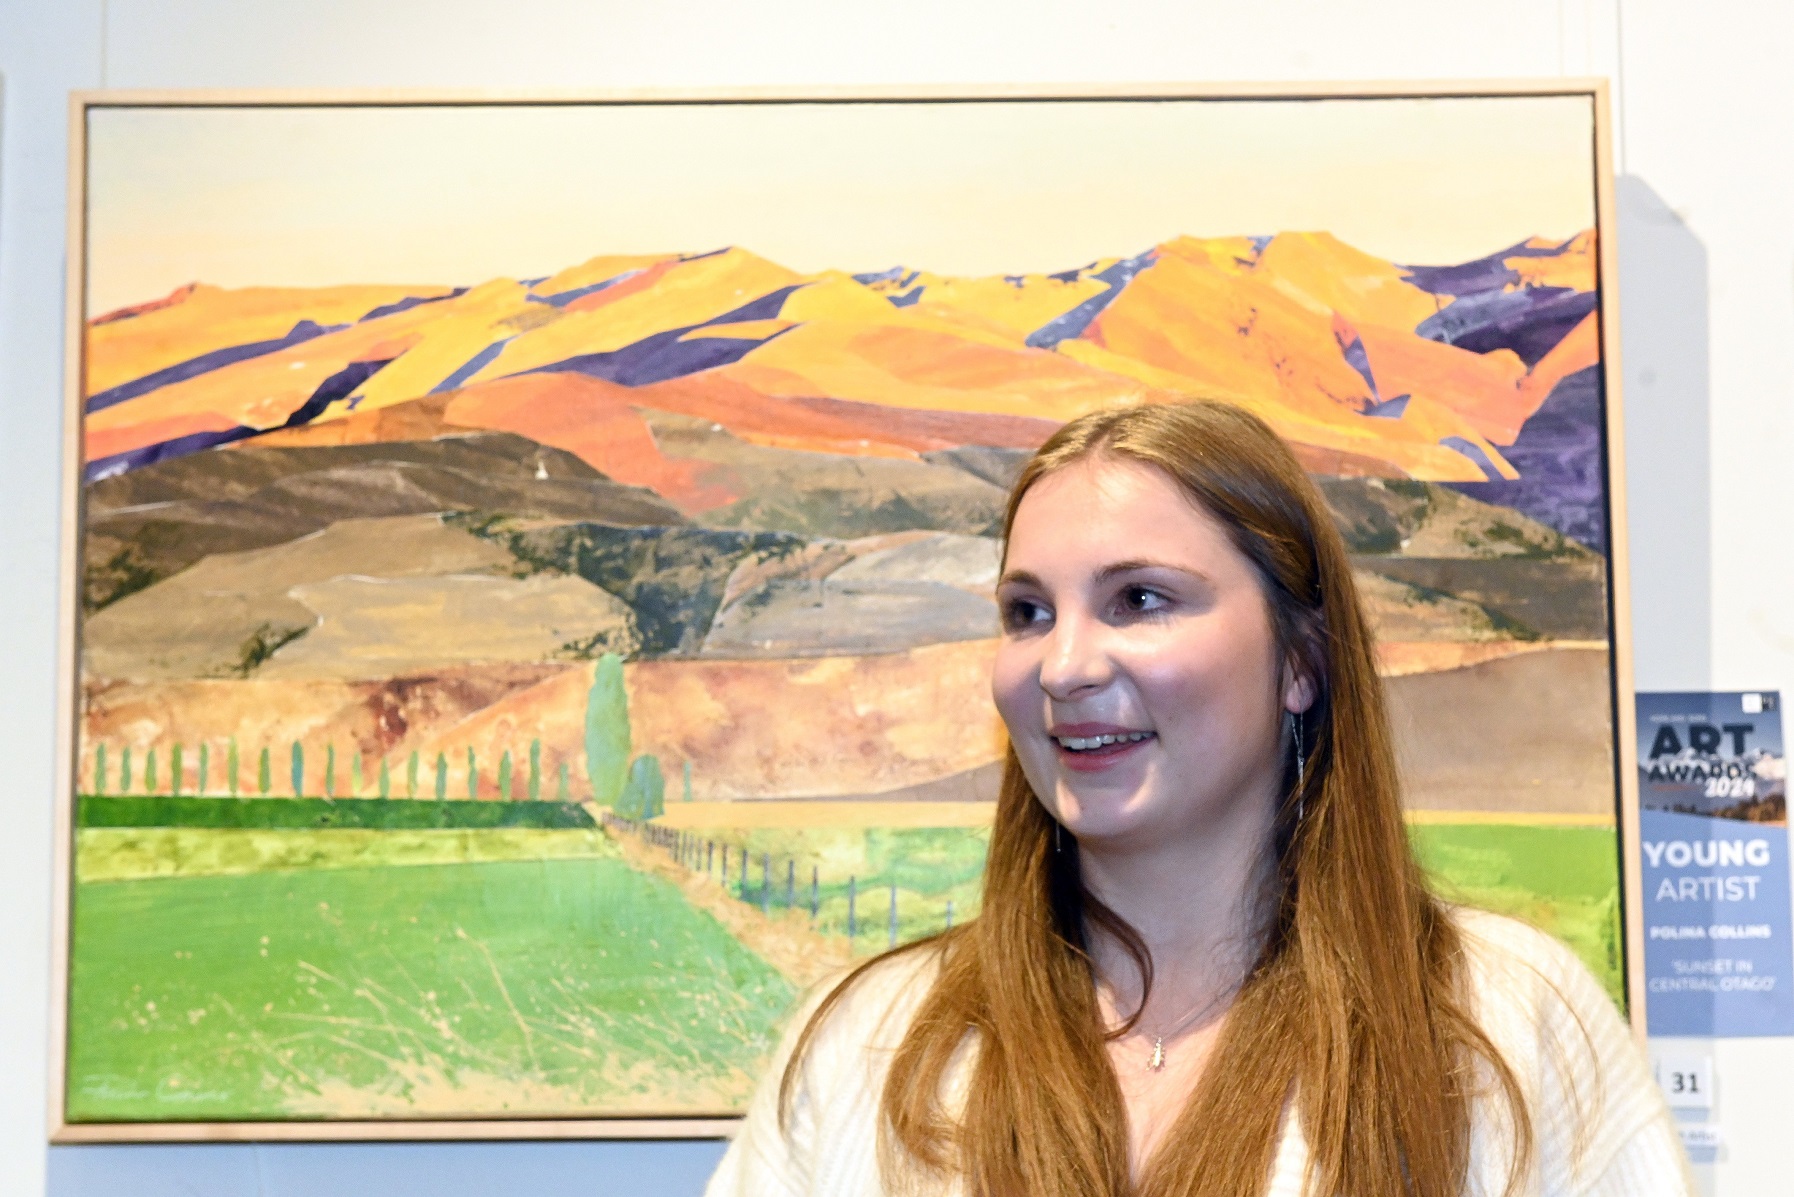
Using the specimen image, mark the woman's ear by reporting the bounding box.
[1281,656,1317,715]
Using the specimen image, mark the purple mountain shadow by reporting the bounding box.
[1444,364,1607,556]
[1415,286,1598,367]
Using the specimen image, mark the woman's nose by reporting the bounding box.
[1038,611,1115,701]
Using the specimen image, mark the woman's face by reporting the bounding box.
[992,456,1310,853]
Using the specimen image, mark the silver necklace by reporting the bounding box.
[1142,984,1237,1071]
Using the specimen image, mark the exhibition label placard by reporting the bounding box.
[1638,691,1793,1036]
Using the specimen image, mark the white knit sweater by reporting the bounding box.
[706,908,1695,1196]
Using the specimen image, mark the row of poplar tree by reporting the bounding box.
[87,654,675,819]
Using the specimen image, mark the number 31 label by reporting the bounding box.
[1653,1051,1715,1110]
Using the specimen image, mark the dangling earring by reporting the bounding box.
[1054,822,1063,854]
[1292,711,1306,822]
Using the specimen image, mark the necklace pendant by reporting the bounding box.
[1148,1037,1165,1071]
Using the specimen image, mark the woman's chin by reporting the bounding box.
[1054,792,1161,848]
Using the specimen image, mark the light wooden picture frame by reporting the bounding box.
[51,81,1640,1142]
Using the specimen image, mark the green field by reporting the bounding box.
[678,824,990,950]
[65,818,1621,1122]
[67,830,794,1121]
[1410,822,1623,1005]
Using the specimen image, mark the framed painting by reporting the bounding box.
[51,82,1640,1141]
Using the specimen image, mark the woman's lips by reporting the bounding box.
[1050,727,1156,773]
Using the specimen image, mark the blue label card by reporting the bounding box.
[1637,692,1792,1037]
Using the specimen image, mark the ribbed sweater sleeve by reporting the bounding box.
[1581,1118,1698,1197]
[1456,908,1698,1197]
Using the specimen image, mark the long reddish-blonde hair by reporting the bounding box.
[784,401,1530,1196]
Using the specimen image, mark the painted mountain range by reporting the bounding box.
[79,230,1613,812]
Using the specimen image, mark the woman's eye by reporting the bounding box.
[1118,585,1167,615]
[1001,597,1049,631]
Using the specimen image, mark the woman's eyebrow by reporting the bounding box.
[996,568,1045,590]
[1093,559,1209,585]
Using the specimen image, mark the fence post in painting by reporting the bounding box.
[848,876,857,940]
[94,743,107,796]
[785,859,795,910]
[888,882,898,948]
[760,854,770,914]
[811,866,819,919]
[198,742,210,796]
[707,841,714,875]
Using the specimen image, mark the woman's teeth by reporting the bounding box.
[1055,731,1152,752]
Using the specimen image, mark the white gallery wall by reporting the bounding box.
[1,1,1789,1193]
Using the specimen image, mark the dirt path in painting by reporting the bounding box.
[605,824,854,990]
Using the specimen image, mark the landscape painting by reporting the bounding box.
[60,90,1627,1135]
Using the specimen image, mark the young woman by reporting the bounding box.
[707,402,1691,1197]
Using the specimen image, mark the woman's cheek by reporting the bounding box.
[988,646,1031,730]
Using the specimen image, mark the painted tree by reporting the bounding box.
[325,743,337,798]
[498,750,513,801]
[466,747,478,800]
[197,742,210,796]
[584,653,631,807]
[528,739,542,802]
[407,751,420,800]
[120,746,132,794]
[556,761,570,803]
[351,753,364,797]
[378,757,391,800]
[146,748,159,795]
[227,738,239,797]
[617,754,665,821]
[290,742,304,798]
[170,744,184,797]
[94,744,107,795]
[637,755,665,819]
[434,752,448,802]
[258,746,271,795]
[683,758,693,803]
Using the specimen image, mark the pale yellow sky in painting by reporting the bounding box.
[86,96,1596,315]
